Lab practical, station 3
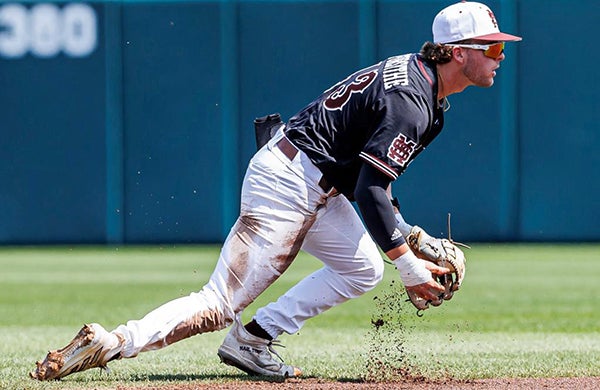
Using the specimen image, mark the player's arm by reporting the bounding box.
[354,164,447,301]
[387,186,413,238]
[354,164,403,253]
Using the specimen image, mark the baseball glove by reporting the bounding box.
[406,225,468,311]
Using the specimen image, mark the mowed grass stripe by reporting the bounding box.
[0,244,598,389]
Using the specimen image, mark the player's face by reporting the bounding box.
[461,46,505,88]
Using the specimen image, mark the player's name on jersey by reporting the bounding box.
[383,54,411,90]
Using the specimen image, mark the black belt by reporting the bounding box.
[276,137,337,195]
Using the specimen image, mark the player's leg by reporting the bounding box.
[31,132,324,380]
[116,134,327,368]
[218,164,384,377]
[216,132,344,377]
[113,192,313,360]
[252,194,384,338]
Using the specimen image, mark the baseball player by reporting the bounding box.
[31,1,521,381]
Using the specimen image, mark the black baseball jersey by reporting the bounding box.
[285,53,445,198]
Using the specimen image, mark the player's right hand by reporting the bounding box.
[405,278,445,302]
[422,259,451,276]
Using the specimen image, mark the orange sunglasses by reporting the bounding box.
[452,42,505,59]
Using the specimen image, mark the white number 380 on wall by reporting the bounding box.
[0,3,97,59]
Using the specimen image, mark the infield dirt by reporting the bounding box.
[117,377,600,390]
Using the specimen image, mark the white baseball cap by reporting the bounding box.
[432,1,522,44]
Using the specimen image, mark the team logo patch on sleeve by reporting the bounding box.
[387,134,419,168]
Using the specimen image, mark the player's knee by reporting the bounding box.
[366,257,385,289]
[348,256,385,294]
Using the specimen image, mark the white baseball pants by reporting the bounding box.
[114,129,384,358]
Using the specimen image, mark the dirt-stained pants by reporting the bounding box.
[114,129,384,357]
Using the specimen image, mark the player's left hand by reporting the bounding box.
[405,227,468,313]
[406,225,447,262]
[406,225,467,294]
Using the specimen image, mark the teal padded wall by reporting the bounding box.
[119,2,224,242]
[0,0,598,244]
[0,3,108,243]
[517,0,599,241]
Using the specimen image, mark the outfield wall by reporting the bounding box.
[1,0,598,244]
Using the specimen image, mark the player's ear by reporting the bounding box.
[452,47,465,63]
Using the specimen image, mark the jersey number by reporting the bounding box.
[323,68,378,111]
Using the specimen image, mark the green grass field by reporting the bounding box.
[1,244,599,389]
